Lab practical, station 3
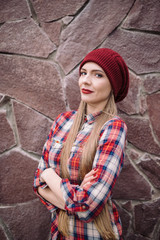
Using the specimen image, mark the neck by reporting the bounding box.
[86,101,108,115]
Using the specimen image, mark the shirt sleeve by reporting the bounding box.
[33,117,59,213]
[61,118,127,222]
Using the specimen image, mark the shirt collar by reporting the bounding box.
[84,111,102,124]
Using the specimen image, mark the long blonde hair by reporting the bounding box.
[58,92,117,239]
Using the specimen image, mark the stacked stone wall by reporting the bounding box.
[0,1,160,239]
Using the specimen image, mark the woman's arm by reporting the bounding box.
[39,168,65,210]
[60,118,127,222]
[33,114,62,212]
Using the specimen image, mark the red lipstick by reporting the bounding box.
[82,88,93,94]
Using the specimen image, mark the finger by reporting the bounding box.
[85,169,98,178]
[80,173,98,187]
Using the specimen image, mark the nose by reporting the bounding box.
[82,73,91,84]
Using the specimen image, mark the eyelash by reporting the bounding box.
[96,73,103,78]
[80,71,86,76]
[80,72,103,78]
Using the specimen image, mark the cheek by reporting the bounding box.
[96,81,111,92]
[78,78,82,87]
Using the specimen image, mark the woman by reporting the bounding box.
[33,48,129,240]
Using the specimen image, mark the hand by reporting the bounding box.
[40,168,53,183]
[39,172,45,183]
[80,169,98,188]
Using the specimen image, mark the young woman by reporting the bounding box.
[33,48,129,240]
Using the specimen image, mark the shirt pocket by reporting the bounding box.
[48,138,63,169]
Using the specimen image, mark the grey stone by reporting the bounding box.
[0,151,38,204]
[117,71,141,115]
[102,29,160,74]
[41,21,62,46]
[0,112,15,153]
[0,95,10,107]
[31,0,87,22]
[122,0,160,32]
[0,0,31,23]
[147,93,160,142]
[0,18,56,58]
[0,54,66,119]
[13,101,52,154]
[143,74,160,94]
[0,226,7,240]
[117,204,131,237]
[127,149,141,164]
[121,115,160,156]
[121,201,133,212]
[62,16,74,25]
[0,200,50,240]
[126,234,150,240]
[138,158,160,189]
[56,0,135,74]
[113,156,152,200]
[64,68,81,110]
[134,198,160,237]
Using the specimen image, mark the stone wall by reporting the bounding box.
[0,0,160,239]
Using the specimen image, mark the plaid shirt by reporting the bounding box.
[33,111,127,240]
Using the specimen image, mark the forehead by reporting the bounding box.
[81,62,104,72]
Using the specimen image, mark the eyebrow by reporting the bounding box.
[81,67,104,73]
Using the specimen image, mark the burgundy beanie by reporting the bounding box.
[79,48,129,102]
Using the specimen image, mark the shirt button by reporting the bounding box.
[82,205,86,209]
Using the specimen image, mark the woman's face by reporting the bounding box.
[79,62,112,114]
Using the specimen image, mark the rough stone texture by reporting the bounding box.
[117,204,131,237]
[56,0,135,74]
[0,95,3,101]
[0,112,15,153]
[41,21,62,46]
[0,18,56,58]
[62,16,74,25]
[13,101,52,154]
[0,151,38,204]
[65,68,81,110]
[121,115,160,156]
[31,0,87,22]
[126,234,150,240]
[0,226,7,240]
[134,198,160,237]
[122,0,160,32]
[117,71,141,115]
[127,148,141,164]
[138,157,160,189]
[0,95,10,107]
[0,1,160,239]
[147,93,160,143]
[143,74,160,94]
[102,29,160,74]
[0,54,66,119]
[139,95,148,115]
[113,156,152,200]
[121,201,133,213]
[0,200,50,240]
[0,0,31,23]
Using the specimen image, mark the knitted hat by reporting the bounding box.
[79,48,129,102]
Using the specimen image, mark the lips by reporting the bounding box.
[81,88,93,94]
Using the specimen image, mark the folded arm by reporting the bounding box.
[38,168,65,210]
[60,118,127,222]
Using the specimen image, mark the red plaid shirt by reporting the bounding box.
[33,111,127,240]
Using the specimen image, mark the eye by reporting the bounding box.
[95,73,103,78]
[80,71,87,76]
